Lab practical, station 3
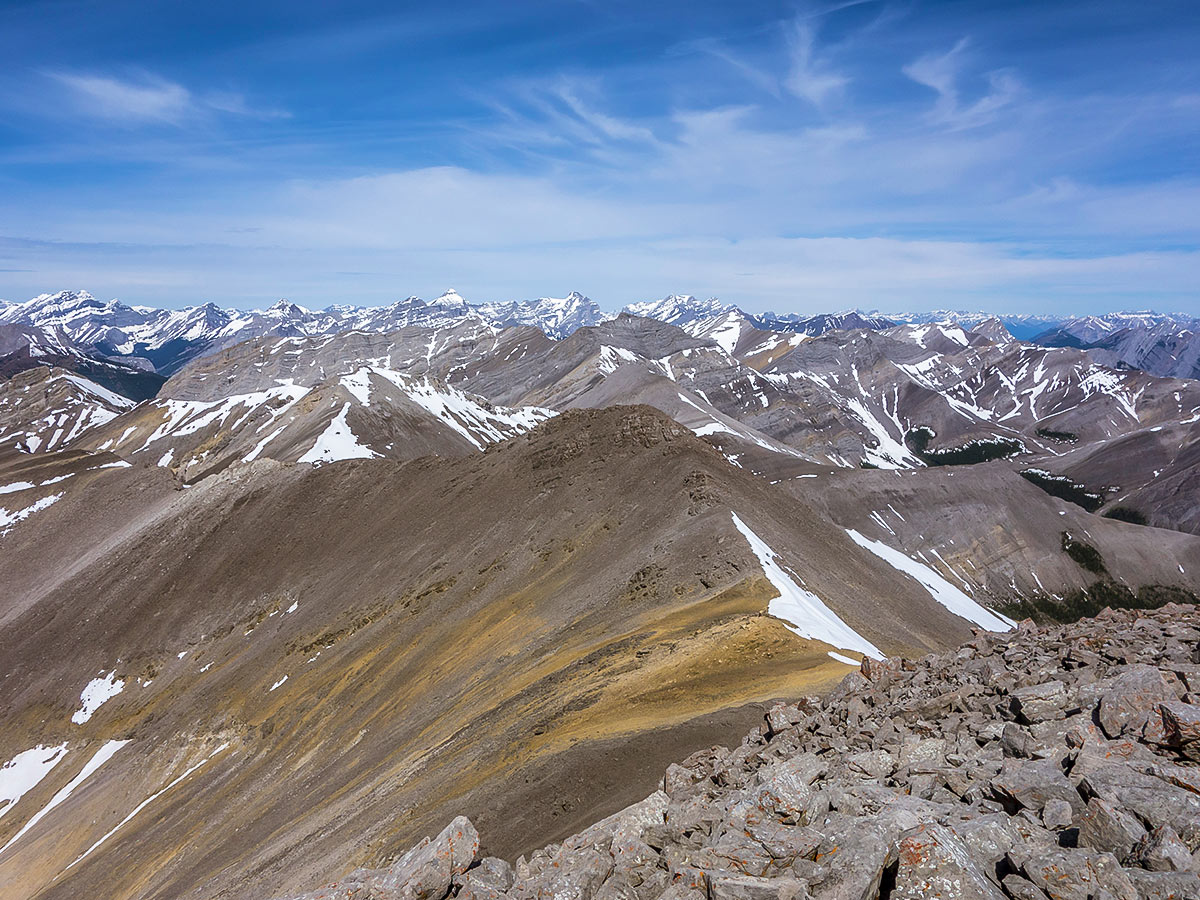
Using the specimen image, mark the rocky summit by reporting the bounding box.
[278,605,1200,900]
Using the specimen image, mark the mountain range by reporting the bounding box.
[4,290,1197,382]
[0,286,1197,899]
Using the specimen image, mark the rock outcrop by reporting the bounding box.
[279,604,1200,900]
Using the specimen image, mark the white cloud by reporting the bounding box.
[49,72,193,124]
[6,162,1198,313]
[553,83,660,145]
[46,71,287,126]
[785,20,849,107]
[903,39,1020,129]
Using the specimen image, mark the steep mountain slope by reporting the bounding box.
[97,310,1197,509]
[0,343,164,406]
[752,310,895,335]
[0,366,140,455]
[7,291,1196,385]
[621,295,730,329]
[476,291,608,338]
[0,406,1027,900]
[887,310,1067,340]
[1025,416,1200,534]
[72,325,554,480]
[8,304,1198,535]
[1033,312,1184,345]
[1035,317,1200,382]
[3,282,1200,900]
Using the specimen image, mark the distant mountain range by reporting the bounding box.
[1,288,1197,382]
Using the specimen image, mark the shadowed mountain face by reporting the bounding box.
[0,305,1198,900]
[1034,315,1200,382]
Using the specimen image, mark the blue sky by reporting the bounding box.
[0,0,1198,314]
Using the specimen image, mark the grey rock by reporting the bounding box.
[1002,875,1051,900]
[753,754,828,824]
[509,846,612,900]
[1013,681,1070,724]
[568,790,669,852]
[844,750,894,780]
[1133,827,1196,874]
[953,813,1025,872]
[1096,667,1175,738]
[808,820,898,900]
[891,823,1006,900]
[1077,798,1147,862]
[1122,868,1200,900]
[1159,702,1200,760]
[455,857,515,900]
[367,816,479,900]
[1014,847,1137,900]
[1001,723,1037,758]
[899,738,947,775]
[654,884,706,900]
[991,758,1081,814]
[1079,767,1200,850]
[707,871,809,900]
[1043,799,1074,831]
[766,700,818,737]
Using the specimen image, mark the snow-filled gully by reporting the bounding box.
[730,512,883,662]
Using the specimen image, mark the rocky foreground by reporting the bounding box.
[280,605,1200,900]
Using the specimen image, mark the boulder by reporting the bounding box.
[1012,847,1137,900]
[753,755,828,825]
[891,823,1006,900]
[508,847,612,900]
[707,871,809,900]
[367,816,479,900]
[1132,826,1195,874]
[1122,868,1200,900]
[1013,681,1070,724]
[991,758,1081,814]
[454,857,515,900]
[1042,799,1074,831]
[1095,667,1175,738]
[1159,702,1200,760]
[1077,797,1147,863]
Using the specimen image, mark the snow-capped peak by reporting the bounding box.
[622,295,732,328]
[430,289,469,310]
[264,299,309,318]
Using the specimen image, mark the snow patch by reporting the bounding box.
[71,671,125,724]
[828,651,861,666]
[845,530,1013,632]
[731,513,883,659]
[0,492,64,535]
[0,744,70,824]
[298,403,378,464]
[64,743,230,872]
[0,739,130,860]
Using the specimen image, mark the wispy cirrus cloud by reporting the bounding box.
[902,39,1021,129]
[45,71,289,126]
[784,20,849,108]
